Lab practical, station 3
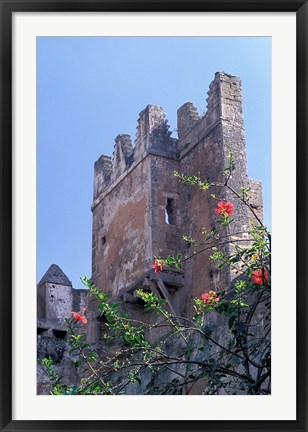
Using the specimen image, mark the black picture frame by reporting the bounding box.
[1,1,307,431]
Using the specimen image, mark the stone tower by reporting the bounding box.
[37,72,264,394]
[91,72,263,319]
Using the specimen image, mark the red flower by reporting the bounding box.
[201,292,210,303]
[252,269,269,285]
[201,290,220,306]
[151,259,164,274]
[215,201,234,217]
[71,307,87,324]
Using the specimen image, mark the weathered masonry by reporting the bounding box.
[91,71,263,322]
[37,72,263,393]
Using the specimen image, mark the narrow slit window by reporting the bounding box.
[165,198,175,225]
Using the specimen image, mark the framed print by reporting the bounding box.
[1,1,307,431]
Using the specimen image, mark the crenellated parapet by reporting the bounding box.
[177,72,245,155]
[93,105,178,201]
[134,104,177,158]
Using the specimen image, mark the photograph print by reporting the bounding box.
[37,36,271,396]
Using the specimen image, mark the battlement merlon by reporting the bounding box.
[113,134,134,178]
[93,155,113,200]
[177,102,200,142]
[134,104,177,158]
[207,72,244,122]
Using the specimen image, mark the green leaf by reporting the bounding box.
[135,334,143,345]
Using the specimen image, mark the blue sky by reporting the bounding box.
[37,36,271,288]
